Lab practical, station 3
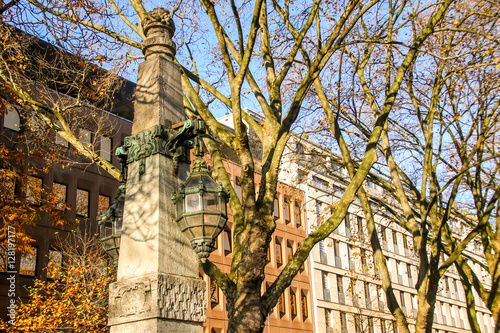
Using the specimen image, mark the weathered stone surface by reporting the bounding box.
[109,273,206,325]
[110,318,202,333]
[117,154,197,280]
[133,55,185,136]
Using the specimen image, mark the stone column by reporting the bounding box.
[108,8,205,333]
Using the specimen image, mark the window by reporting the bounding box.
[55,121,69,147]
[392,230,398,246]
[360,248,367,271]
[98,195,111,214]
[276,238,283,265]
[315,200,321,222]
[377,285,382,305]
[20,246,37,276]
[357,216,364,232]
[344,213,351,233]
[290,290,297,317]
[364,282,370,307]
[0,169,16,201]
[76,188,89,217]
[266,247,270,262]
[337,275,344,293]
[80,129,93,147]
[26,176,43,205]
[325,309,332,329]
[294,201,302,227]
[274,197,280,219]
[99,136,112,161]
[407,264,412,280]
[368,317,374,333]
[210,280,219,304]
[0,245,8,272]
[333,240,340,257]
[284,197,291,223]
[351,278,357,301]
[403,234,408,249]
[279,292,285,315]
[224,229,232,254]
[354,315,362,333]
[340,311,348,331]
[235,177,242,202]
[3,107,20,131]
[287,242,293,261]
[381,226,387,242]
[47,249,62,279]
[52,183,67,210]
[381,319,387,333]
[322,271,329,290]
[213,235,218,250]
[400,291,406,309]
[301,292,308,319]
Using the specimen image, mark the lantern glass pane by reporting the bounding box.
[204,224,218,238]
[190,226,205,238]
[185,193,201,213]
[103,238,114,250]
[204,192,219,211]
[102,224,113,238]
[114,236,120,249]
[202,176,217,187]
[204,214,219,227]
[186,176,201,188]
[114,217,122,235]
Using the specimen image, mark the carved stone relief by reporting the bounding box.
[109,273,206,325]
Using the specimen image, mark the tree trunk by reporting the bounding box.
[491,296,500,333]
[415,272,440,333]
[227,283,267,333]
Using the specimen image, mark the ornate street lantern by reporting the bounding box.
[98,183,125,264]
[172,156,229,261]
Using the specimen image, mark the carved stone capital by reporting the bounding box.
[109,273,206,325]
[120,120,205,177]
[142,7,176,59]
[122,125,190,176]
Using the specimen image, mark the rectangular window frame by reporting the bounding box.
[76,188,90,217]
[52,182,67,211]
[20,246,38,276]
[301,292,308,319]
[294,201,302,227]
[26,176,43,205]
[47,249,63,280]
[99,136,112,162]
[274,197,280,219]
[284,197,291,223]
[210,280,219,304]
[224,229,232,254]
[98,194,111,214]
[276,238,283,265]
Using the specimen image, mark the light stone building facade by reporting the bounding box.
[278,136,495,333]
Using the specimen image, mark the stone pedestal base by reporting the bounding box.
[108,273,206,333]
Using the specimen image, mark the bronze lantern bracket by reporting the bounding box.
[115,117,206,180]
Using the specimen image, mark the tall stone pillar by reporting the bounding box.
[108,8,205,333]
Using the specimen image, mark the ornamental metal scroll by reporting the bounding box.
[115,118,206,179]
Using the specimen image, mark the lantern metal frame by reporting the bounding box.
[172,157,229,261]
[98,183,125,264]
